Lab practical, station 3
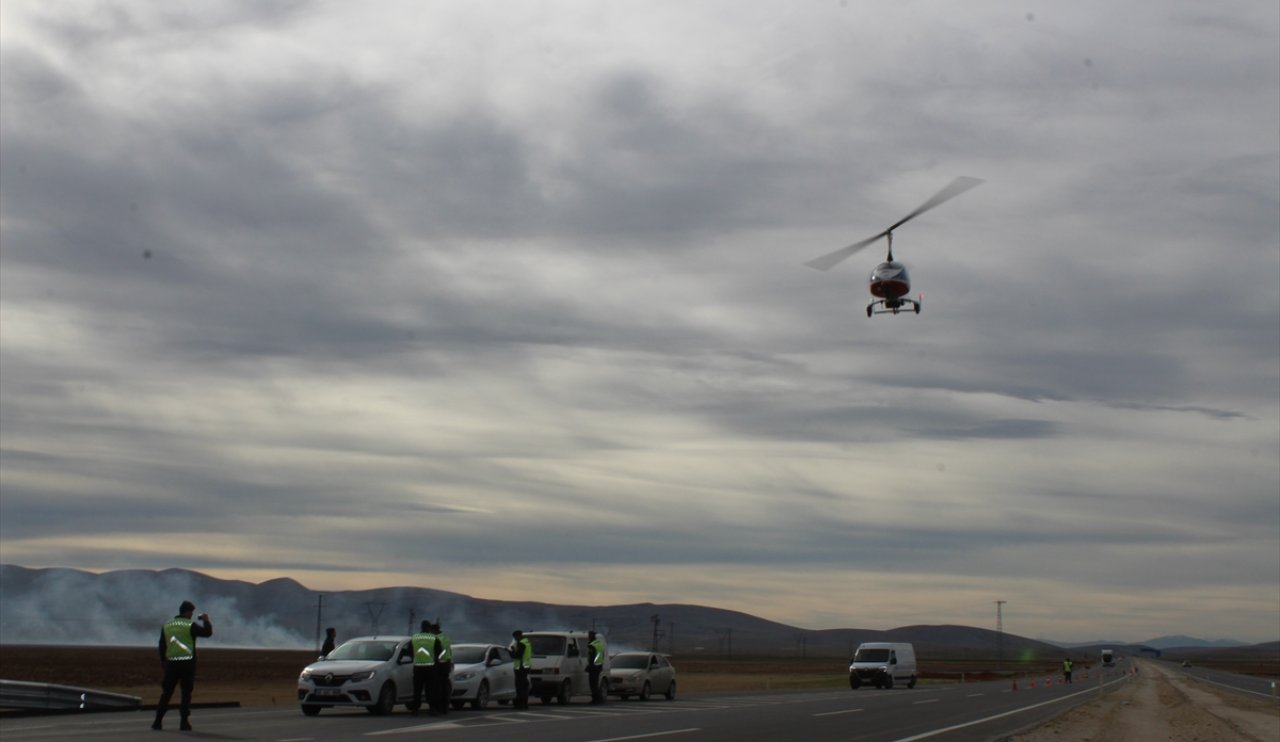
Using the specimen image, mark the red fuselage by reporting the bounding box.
[869,260,910,300]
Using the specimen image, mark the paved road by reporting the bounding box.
[0,669,1131,742]
[1164,660,1280,701]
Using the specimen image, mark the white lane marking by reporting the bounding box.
[892,678,1129,742]
[967,693,985,697]
[584,729,699,742]
[814,708,864,717]
[278,738,315,741]
[365,722,463,735]
[913,698,940,705]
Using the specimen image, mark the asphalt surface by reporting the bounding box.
[0,668,1134,742]
[1165,660,1280,701]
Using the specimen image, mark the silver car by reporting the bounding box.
[297,636,414,716]
[608,652,676,701]
[449,643,516,710]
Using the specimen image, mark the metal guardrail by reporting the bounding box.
[0,679,141,711]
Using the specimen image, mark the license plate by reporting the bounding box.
[313,689,343,697]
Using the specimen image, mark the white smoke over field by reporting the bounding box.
[0,567,309,648]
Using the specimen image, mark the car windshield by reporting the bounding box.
[611,654,651,669]
[325,640,398,662]
[451,645,489,664]
[528,635,566,656]
[854,648,891,662]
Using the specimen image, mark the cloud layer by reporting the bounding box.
[2,0,1277,643]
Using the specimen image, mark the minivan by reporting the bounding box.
[524,630,609,704]
[848,642,917,689]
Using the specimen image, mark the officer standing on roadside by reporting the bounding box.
[1063,657,1074,684]
[409,620,439,716]
[587,630,607,704]
[510,630,533,709]
[432,622,453,714]
[152,600,213,731]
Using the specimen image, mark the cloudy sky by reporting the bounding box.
[2,1,1277,645]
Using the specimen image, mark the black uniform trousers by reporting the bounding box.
[411,665,437,714]
[513,668,530,709]
[155,660,197,721]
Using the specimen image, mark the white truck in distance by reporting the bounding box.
[848,642,918,689]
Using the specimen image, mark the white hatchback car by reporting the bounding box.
[449,643,516,710]
[608,652,676,701]
[297,636,414,716]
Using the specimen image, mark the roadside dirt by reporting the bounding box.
[1009,660,1279,742]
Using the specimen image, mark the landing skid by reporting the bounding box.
[866,298,921,317]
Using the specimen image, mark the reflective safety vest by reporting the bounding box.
[436,632,452,663]
[588,638,606,667]
[412,632,438,666]
[1063,659,1073,672]
[512,638,532,670]
[164,617,196,661]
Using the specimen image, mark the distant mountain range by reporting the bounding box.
[1045,635,1249,650]
[0,565,1257,657]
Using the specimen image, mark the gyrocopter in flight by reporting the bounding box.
[805,176,983,316]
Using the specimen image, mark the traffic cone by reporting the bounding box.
[1029,677,1036,689]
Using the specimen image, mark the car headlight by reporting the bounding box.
[454,671,477,682]
[350,670,376,681]
[299,671,311,681]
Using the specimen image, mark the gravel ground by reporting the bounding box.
[1009,660,1278,742]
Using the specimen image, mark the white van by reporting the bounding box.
[848,642,917,689]
[524,631,610,704]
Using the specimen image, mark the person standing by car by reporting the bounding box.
[587,631,607,704]
[432,622,453,714]
[1063,657,1073,684]
[320,627,337,657]
[510,630,532,709]
[152,600,212,731]
[410,621,439,716]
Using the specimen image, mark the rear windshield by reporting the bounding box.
[327,640,398,662]
[451,646,488,664]
[611,654,650,669]
[853,648,891,662]
[528,635,567,656]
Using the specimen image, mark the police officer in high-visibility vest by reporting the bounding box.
[510,630,533,709]
[1063,657,1074,684]
[152,600,212,731]
[410,621,439,716]
[432,622,453,714]
[587,630,607,704]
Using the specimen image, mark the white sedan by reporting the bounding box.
[607,652,676,701]
[449,643,516,710]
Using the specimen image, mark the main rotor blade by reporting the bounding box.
[883,176,984,234]
[803,232,885,271]
[803,176,984,272]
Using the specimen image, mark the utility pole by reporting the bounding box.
[314,595,324,653]
[366,602,386,635]
[650,614,664,652]
[995,600,1007,659]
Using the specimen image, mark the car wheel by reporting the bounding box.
[556,680,571,705]
[639,681,651,701]
[369,682,396,714]
[301,704,321,716]
[849,674,861,690]
[472,680,490,710]
[883,674,894,690]
[907,675,917,689]
[665,680,676,701]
